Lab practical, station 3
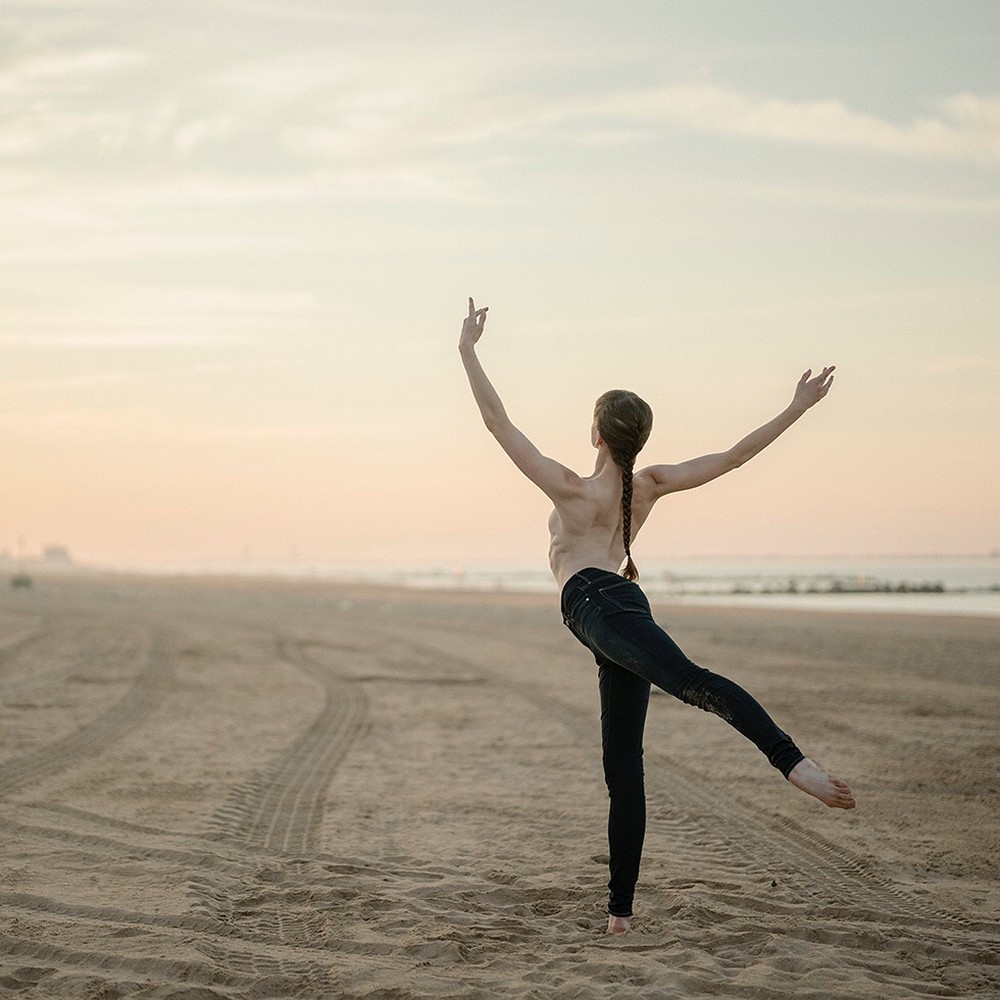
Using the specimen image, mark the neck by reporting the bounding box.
[592,445,619,477]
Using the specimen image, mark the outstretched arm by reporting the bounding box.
[459,298,580,502]
[646,367,835,496]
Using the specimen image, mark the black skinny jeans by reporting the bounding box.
[560,567,804,917]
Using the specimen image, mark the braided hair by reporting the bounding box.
[594,390,653,581]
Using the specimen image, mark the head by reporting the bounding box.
[593,390,653,462]
[593,390,653,582]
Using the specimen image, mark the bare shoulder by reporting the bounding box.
[549,464,588,503]
[633,465,668,502]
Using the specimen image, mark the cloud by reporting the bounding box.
[0,110,127,156]
[241,76,1000,174]
[212,0,392,29]
[0,334,258,348]
[206,422,343,441]
[171,116,238,157]
[0,285,358,348]
[656,175,1000,214]
[2,370,134,391]
[269,76,1000,168]
[0,48,146,96]
[0,229,299,266]
[0,407,139,436]
[921,355,1000,374]
[0,47,144,161]
[217,52,346,102]
[595,84,1000,163]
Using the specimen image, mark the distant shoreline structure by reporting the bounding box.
[1,544,75,572]
[8,551,999,617]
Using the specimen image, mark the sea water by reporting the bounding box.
[112,554,1000,619]
[386,555,1000,618]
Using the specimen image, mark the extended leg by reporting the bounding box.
[597,655,650,931]
[594,609,805,777]
[588,603,854,808]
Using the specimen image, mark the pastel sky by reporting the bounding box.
[2,1,998,571]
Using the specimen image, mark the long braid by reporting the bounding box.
[620,458,638,581]
[595,389,653,583]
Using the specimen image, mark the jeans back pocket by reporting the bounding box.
[597,579,645,613]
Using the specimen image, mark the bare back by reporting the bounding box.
[548,465,659,589]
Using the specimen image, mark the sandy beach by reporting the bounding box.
[1,574,998,999]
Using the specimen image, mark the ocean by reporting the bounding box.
[81,554,1000,619]
[382,555,1000,619]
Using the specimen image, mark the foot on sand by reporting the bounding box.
[607,914,632,935]
[788,757,856,809]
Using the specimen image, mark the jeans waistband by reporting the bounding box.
[560,567,626,606]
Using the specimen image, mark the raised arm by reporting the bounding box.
[645,367,835,496]
[459,298,580,502]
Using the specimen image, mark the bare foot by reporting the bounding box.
[607,914,632,935]
[788,758,856,809]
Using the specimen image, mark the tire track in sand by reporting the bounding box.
[205,635,368,855]
[0,628,169,799]
[0,623,47,665]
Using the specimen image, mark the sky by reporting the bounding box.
[2,1,998,571]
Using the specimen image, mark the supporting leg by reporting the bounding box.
[597,656,650,925]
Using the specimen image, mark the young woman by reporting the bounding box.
[459,298,855,935]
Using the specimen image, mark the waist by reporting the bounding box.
[560,566,629,606]
[560,567,650,627]
[550,549,623,588]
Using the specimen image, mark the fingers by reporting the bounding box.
[467,298,488,322]
[462,298,489,343]
[802,365,836,385]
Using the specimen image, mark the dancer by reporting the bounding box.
[459,298,855,935]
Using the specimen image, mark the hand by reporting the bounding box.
[459,296,488,351]
[791,366,835,412]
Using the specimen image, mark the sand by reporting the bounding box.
[1,574,998,999]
